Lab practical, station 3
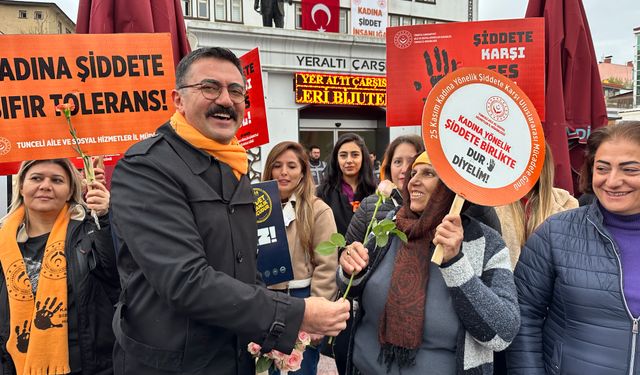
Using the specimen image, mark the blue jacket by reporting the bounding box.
[507,202,640,375]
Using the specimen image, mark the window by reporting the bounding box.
[215,0,225,21]
[214,0,242,23]
[339,9,348,34]
[416,0,436,3]
[389,15,399,27]
[65,28,72,33]
[18,10,27,19]
[182,0,193,17]
[198,0,209,19]
[34,10,43,20]
[230,0,242,22]
[57,21,62,33]
[390,14,438,26]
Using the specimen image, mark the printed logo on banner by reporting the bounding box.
[486,96,509,122]
[0,138,11,155]
[252,181,294,286]
[253,187,273,224]
[393,30,413,49]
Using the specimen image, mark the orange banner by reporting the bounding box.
[0,33,175,163]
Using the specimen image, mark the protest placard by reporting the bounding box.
[237,48,269,149]
[422,67,545,263]
[387,18,544,127]
[0,33,175,163]
[351,0,387,38]
[253,180,294,286]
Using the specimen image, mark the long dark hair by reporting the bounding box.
[318,133,376,200]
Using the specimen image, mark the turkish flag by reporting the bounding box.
[302,0,339,33]
[525,0,607,195]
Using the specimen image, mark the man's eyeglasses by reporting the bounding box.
[177,80,246,104]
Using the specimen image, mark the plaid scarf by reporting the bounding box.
[0,204,71,375]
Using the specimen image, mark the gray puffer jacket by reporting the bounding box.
[506,202,640,375]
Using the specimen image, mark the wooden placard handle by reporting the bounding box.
[431,194,466,265]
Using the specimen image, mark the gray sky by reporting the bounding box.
[47,0,638,64]
[478,0,639,64]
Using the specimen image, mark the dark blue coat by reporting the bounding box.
[507,202,640,374]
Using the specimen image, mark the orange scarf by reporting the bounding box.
[170,111,248,179]
[0,205,71,375]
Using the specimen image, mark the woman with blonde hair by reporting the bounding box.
[0,159,118,375]
[495,143,578,267]
[262,142,338,375]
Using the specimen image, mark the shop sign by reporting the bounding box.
[295,55,386,73]
[295,72,386,106]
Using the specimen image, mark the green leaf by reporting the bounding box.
[255,356,273,373]
[378,219,396,232]
[330,233,346,247]
[376,233,389,248]
[393,229,408,243]
[315,241,338,256]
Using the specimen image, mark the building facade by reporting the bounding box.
[635,26,640,108]
[0,0,74,35]
[182,0,477,175]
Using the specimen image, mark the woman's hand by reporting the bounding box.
[433,214,464,263]
[85,180,110,217]
[339,242,369,276]
[93,167,106,186]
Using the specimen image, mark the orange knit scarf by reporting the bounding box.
[170,111,248,179]
[0,205,71,375]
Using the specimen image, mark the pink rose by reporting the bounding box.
[266,349,286,361]
[297,331,311,347]
[247,342,261,357]
[284,350,303,372]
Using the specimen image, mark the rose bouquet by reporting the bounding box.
[249,331,311,374]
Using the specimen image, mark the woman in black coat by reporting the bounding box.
[0,159,118,375]
[317,133,377,237]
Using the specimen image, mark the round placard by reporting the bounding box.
[422,67,545,206]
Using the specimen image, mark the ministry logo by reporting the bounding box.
[393,30,412,49]
[486,96,509,122]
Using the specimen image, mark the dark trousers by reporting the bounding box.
[261,0,284,27]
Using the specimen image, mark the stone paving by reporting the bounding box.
[317,354,338,375]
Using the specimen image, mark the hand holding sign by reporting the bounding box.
[422,67,545,264]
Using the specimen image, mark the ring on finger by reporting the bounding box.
[346,249,351,256]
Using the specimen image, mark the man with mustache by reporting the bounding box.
[110,47,351,375]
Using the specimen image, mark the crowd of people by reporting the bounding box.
[0,46,639,375]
